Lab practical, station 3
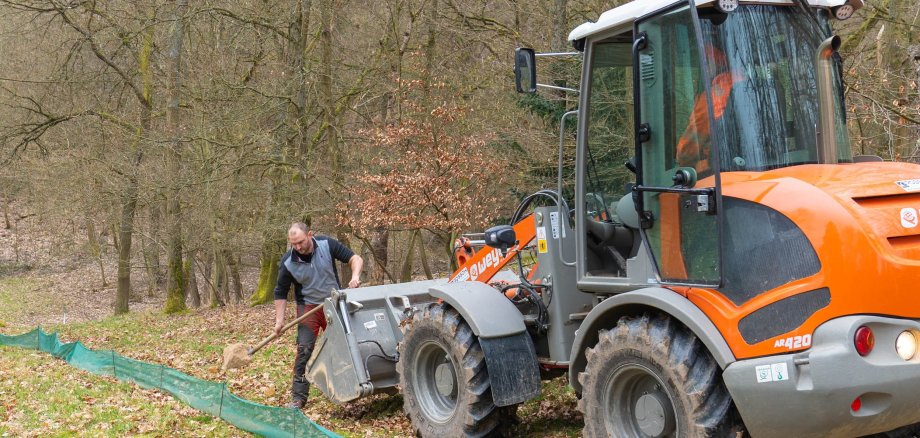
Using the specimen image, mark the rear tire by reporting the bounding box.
[398,303,500,437]
[578,313,742,438]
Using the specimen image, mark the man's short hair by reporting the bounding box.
[289,222,309,235]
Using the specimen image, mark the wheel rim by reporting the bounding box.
[412,340,459,423]
[604,364,677,438]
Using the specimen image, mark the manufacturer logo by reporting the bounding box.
[468,248,503,281]
[901,208,918,228]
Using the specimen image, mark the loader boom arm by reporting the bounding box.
[448,214,537,284]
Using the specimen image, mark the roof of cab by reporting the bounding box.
[568,0,861,42]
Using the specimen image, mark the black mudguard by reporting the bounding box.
[479,332,541,406]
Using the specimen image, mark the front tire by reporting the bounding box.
[866,423,920,438]
[578,313,741,438]
[398,303,500,437]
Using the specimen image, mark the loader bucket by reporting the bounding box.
[306,280,444,404]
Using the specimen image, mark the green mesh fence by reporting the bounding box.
[0,328,338,438]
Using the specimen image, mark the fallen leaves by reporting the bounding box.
[0,232,583,438]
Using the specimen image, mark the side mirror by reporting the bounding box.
[514,48,536,93]
[484,225,517,256]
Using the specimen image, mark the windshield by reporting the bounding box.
[679,5,852,174]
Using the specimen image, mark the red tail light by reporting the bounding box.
[854,326,874,356]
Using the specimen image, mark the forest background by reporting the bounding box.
[0,0,918,316]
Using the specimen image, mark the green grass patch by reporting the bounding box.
[0,346,245,437]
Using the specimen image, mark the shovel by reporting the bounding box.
[221,303,325,371]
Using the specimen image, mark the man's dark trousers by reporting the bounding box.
[292,303,327,403]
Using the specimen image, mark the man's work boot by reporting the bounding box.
[285,398,306,409]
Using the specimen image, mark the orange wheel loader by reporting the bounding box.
[304,0,920,436]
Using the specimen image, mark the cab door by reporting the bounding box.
[633,3,724,286]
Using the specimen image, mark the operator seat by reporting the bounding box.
[584,194,640,277]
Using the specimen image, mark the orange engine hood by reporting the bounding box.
[687,162,920,359]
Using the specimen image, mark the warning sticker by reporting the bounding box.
[537,227,548,253]
[896,179,920,192]
[450,268,470,283]
[363,320,377,330]
[771,363,789,381]
[549,212,560,238]
[755,362,789,383]
[374,313,386,321]
[755,365,772,383]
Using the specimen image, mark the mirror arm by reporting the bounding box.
[535,52,581,57]
[536,83,580,94]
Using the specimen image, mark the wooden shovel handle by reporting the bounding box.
[248,303,325,356]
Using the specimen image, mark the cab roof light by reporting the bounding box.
[833,4,855,20]
[715,0,739,13]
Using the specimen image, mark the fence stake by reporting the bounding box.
[219,382,227,419]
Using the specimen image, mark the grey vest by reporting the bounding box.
[283,239,340,304]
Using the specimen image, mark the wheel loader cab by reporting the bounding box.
[565,1,854,291]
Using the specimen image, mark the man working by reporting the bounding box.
[274,222,364,409]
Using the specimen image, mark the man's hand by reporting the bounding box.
[274,299,286,337]
[347,255,364,289]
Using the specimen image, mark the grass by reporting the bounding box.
[0,346,241,437]
[0,276,48,330]
[0,273,584,437]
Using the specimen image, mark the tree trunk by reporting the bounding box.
[320,0,339,168]
[399,230,418,283]
[336,232,354,287]
[446,230,458,273]
[164,0,189,315]
[140,229,160,297]
[219,255,230,304]
[418,230,433,280]
[911,45,920,83]
[370,228,389,284]
[142,205,161,297]
[185,255,201,308]
[293,0,314,157]
[110,222,119,251]
[424,0,438,96]
[251,242,282,305]
[86,219,108,287]
[552,0,569,52]
[227,251,243,304]
[1,197,10,229]
[210,251,226,308]
[115,14,156,314]
[114,178,138,315]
